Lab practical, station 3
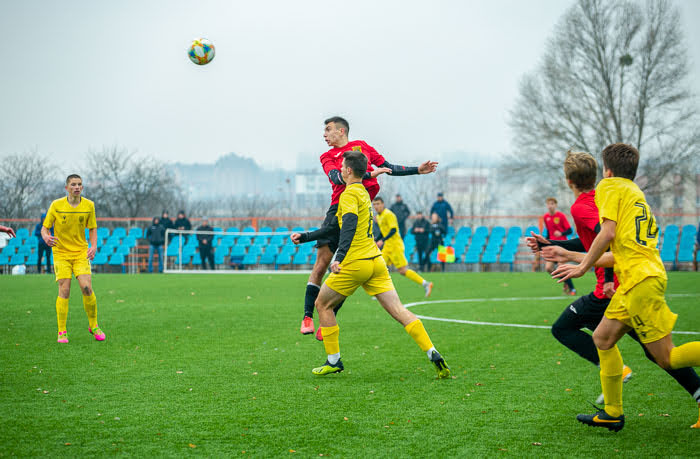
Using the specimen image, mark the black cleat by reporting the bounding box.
[576,404,625,432]
[429,350,451,379]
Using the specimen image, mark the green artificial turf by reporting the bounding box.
[1,272,698,456]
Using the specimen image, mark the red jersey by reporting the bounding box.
[542,211,571,241]
[570,190,619,299]
[320,140,386,206]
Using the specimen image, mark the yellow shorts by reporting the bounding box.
[324,256,395,297]
[604,276,677,343]
[382,246,408,269]
[54,255,92,281]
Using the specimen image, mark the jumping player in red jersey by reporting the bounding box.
[541,197,576,295]
[527,151,700,428]
[299,116,438,339]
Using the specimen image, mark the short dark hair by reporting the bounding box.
[601,143,639,180]
[324,116,349,135]
[564,150,597,190]
[373,196,384,203]
[65,174,81,185]
[342,151,367,178]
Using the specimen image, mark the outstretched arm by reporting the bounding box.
[378,160,438,176]
[0,225,16,238]
[551,219,616,281]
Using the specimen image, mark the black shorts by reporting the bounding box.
[555,291,610,332]
[314,204,340,252]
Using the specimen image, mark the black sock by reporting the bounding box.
[333,299,345,316]
[304,283,320,318]
[551,307,600,365]
[564,278,575,290]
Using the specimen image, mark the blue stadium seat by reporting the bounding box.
[225,227,240,234]
[293,253,309,265]
[242,253,258,265]
[27,253,38,265]
[92,253,109,265]
[280,245,297,256]
[183,246,198,257]
[481,250,499,264]
[112,227,127,239]
[174,254,192,266]
[274,226,289,234]
[292,226,305,232]
[253,235,269,245]
[167,244,183,257]
[297,243,314,255]
[259,226,273,234]
[123,236,137,248]
[464,245,482,264]
[99,246,115,256]
[242,226,256,233]
[128,227,143,239]
[106,235,121,246]
[16,228,29,239]
[524,226,539,236]
[185,236,199,247]
[192,253,201,265]
[213,227,223,233]
[309,251,317,265]
[108,254,125,265]
[115,245,130,256]
[2,245,15,257]
[248,245,263,256]
[25,236,38,246]
[236,236,252,247]
[0,254,9,265]
[219,235,236,247]
[16,245,32,256]
[97,227,110,239]
[269,234,286,246]
[259,251,277,265]
[276,252,292,265]
[214,251,227,264]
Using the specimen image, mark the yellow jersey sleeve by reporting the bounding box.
[377,209,404,250]
[43,201,58,229]
[595,177,665,293]
[336,184,381,262]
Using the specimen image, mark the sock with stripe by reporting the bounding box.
[321,325,340,362]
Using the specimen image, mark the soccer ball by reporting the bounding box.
[188,38,215,65]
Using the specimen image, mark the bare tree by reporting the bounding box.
[0,150,58,218]
[86,146,182,217]
[505,0,699,206]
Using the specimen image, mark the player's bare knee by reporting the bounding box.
[655,355,673,370]
[82,285,92,296]
[592,331,614,350]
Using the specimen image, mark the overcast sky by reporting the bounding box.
[1,0,699,171]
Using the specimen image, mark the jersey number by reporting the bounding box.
[633,202,658,247]
[367,206,373,238]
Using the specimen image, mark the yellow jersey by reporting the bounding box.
[595,177,666,294]
[43,197,97,258]
[376,208,404,252]
[336,183,381,262]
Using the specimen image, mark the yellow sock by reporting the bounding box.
[82,292,98,330]
[669,342,700,369]
[321,325,340,356]
[404,319,434,352]
[56,297,69,332]
[598,345,623,417]
[404,269,425,286]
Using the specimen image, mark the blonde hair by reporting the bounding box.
[563,150,597,190]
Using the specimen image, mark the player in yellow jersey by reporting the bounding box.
[291,151,450,378]
[553,143,700,431]
[372,196,433,297]
[42,174,105,344]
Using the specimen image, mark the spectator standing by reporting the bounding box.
[390,194,411,238]
[411,211,431,271]
[34,212,52,274]
[428,212,446,272]
[430,192,454,229]
[146,217,165,273]
[160,210,174,236]
[197,217,215,270]
[542,197,576,295]
[174,211,191,232]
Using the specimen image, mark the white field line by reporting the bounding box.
[404,294,700,335]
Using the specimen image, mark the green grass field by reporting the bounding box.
[1,272,699,457]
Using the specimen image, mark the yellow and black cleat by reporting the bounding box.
[312,359,344,376]
[429,350,451,379]
[576,405,625,432]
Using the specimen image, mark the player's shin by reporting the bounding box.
[321,325,340,364]
[669,342,700,369]
[82,292,98,330]
[598,345,624,417]
[56,297,69,332]
[404,319,434,354]
[404,269,425,286]
[304,283,320,318]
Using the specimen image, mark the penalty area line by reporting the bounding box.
[405,294,700,335]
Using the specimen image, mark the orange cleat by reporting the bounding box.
[300,316,315,335]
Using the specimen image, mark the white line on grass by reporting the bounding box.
[404,294,700,335]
